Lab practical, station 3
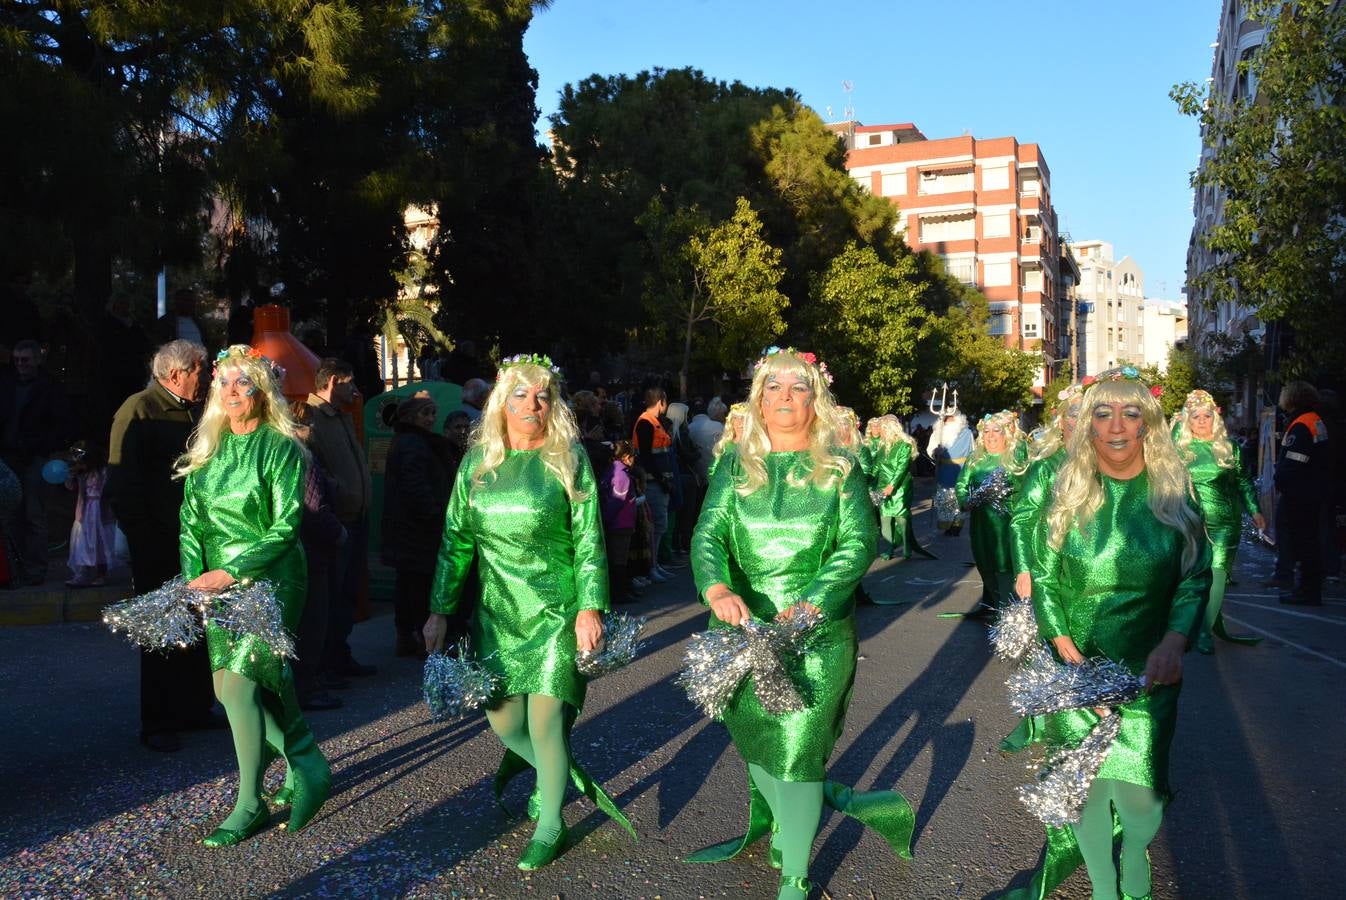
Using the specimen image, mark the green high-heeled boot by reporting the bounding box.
[517,822,569,871]
[777,874,811,899]
[493,748,637,840]
[686,769,774,862]
[822,781,914,859]
[264,676,330,833]
[202,803,270,848]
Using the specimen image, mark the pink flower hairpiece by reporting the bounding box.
[757,346,834,385]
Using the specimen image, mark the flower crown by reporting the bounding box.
[980,409,1018,433]
[1184,389,1217,410]
[497,353,562,380]
[1081,366,1163,398]
[756,345,833,385]
[213,346,286,386]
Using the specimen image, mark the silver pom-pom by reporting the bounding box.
[1007,651,1145,717]
[210,580,295,659]
[677,605,823,719]
[966,467,1013,514]
[1017,712,1123,826]
[989,593,1040,662]
[934,486,961,525]
[103,576,204,651]
[422,643,500,722]
[576,613,647,678]
[869,489,886,507]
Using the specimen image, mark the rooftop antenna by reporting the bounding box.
[842,80,854,121]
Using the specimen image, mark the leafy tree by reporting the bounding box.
[1172,0,1346,377]
[1156,347,1198,418]
[927,290,1038,417]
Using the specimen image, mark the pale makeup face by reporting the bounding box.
[866,420,881,438]
[1090,401,1146,476]
[504,382,551,441]
[1188,408,1215,440]
[982,423,1007,454]
[1060,400,1081,442]
[217,366,259,425]
[759,371,815,437]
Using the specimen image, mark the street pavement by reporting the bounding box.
[2,500,1343,899]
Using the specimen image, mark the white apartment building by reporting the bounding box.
[1140,299,1189,373]
[1070,240,1146,376]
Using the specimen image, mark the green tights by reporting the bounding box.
[1199,568,1229,650]
[1071,777,1164,900]
[487,694,570,844]
[214,670,286,830]
[749,763,822,900]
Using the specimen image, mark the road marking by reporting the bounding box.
[1223,599,1346,626]
[1225,591,1346,607]
[1221,614,1346,671]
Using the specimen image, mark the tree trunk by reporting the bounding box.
[680,308,696,401]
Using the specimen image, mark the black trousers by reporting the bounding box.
[1283,499,1324,601]
[296,545,339,699]
[394,569,433,635]
[129,530,215,735]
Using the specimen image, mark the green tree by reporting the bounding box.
[1156,347,1198,418]
[927,291,1038,416]
[1172,0,1346,376]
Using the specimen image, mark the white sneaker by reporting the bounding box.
[650,569,669,583]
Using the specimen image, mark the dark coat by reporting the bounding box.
[106,381,199,543]
[381,423,455,574]
[0,369,69,464]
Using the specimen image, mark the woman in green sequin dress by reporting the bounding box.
[689,349,914,900]
[1173,389,1266,654]
[177,345,330,847]
[422,356,631,871]
[875,415,936,563]
[1006,370,1212,900]
[956,410,1027,616]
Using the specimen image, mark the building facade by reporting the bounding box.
[1069,240,1148,376]
[833,122,1062,397]
[1140,299,1189,373]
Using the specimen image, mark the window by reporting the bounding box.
[942,256,977,284]
[1022,320,1039,338]
[982,164,1009,190]
[1022,269,1043,291]
[868,134,882,146]
[983,211,1010,237]
[1107,328,1114,350]
[920,213,976,243]
[988,312,1012,335]
[1020,176,1040,196]
[984,261,1012,286]
[918,169,973,195]
[881,171,904,196]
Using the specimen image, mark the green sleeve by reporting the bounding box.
[955,457,974,507]
[1167,514,1214,641]
[430,452,476,615]
[220,437,305,581]
[570,451,611,612]
[178,472,205,580]
[891,442,912,491]
[800,460,878,617]
[1231,442,1260,517]
[691,446,738,604]
[1010,461,1050,575]
[1031,522,1070,640]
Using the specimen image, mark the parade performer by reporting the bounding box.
[422,354,633,871]
[955,410,1027,616]
[860,416,884,482]
[707,402,748,478]
[1006,367,1211,900]
[928,406,973,535]
[1002,384,1083,753]
[177,345,330,846]
[1173,389,1266,653]
[874,415,936,563]
[688,348,913,900]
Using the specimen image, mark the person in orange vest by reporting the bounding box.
[632,386,676,583]
[1275,380,1331,606]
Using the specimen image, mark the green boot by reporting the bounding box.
[822,781,914,859]
[687,768,775,862]
[265,675,330,834]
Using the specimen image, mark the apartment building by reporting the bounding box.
[832,122,1062,396]
[1069,240,1147,376]
[1140,299,1189,373]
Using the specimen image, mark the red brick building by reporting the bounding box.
[831,122,1064,396]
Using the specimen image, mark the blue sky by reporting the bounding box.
[524,0,1221,303]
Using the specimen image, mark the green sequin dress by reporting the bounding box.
[430,446,609,710]
[874,442,914,521]
[691,447,877,782]
[1184,439,1258,571]
[1010,448,1065,577]
[956,450,1023,609]
[179,425,307,695]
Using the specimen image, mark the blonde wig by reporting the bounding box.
[1173,389,1236,469]
[712,402,749,460]
[174,345,306,479]
[877,414,917,451]
[1031,384,1085,462]
[1047,376,1205,573]
[733,350,851,496]
[833,406,862,449]
[864,416,883,439]
[967,410,1029,475]
[471,361,587,501]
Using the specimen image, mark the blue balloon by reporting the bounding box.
[42,459,69,485]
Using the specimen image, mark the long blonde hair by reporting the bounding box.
[1031,384,1085,462]
[174,345,307,479]
[967,410,1028,475]
[471,362,587,501]
[877,414,917,451]
[833,406,862,448]
[1173,390,1236,469]
[712,402,748,460]
[1047,377,1205,572]
[733,351,850,496]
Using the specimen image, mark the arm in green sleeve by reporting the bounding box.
[1231,442,1260,517]
[220,438,304,581]
[1010,461,1049,575]
[178,472,205,580]
[955,457,974,507]
[569,450,611,613]
[888,442,912,493]
[801,461,879,617]
[430,457,476,616]
[1031,523,1070,640]
[1167,513,1214,642]
[691,447,738,604]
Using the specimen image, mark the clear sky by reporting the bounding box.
[523,0,1221,303]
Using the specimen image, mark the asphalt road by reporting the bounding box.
[2,506,1342,899]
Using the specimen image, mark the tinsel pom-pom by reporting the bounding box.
[103,576,204,651]
[989,592,1040,662]
[423,644,500,722]
[1006,651,1145,717]
[1017,712,1123,826]
[1242,517,1274,547]
[210,580,295,659]
[677,605,823,719]
[576,613,647,678]
[934,487,960,524]
[869,489,886,508]
[966,467,1014,514]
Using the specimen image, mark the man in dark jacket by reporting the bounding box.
[107,339,215,751]
[0,340,69,584]
[1275,380,1331,606]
